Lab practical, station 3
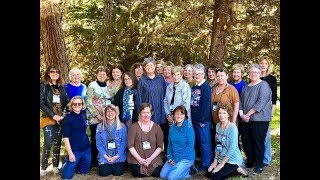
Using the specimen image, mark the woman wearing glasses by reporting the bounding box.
[61,96,91,179]
[40,65,68,176]
[239,64,272,174]
[96,104,127,177]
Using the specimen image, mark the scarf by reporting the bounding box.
[106,121,116,156]
[122,87,135,122]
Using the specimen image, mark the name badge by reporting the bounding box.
[169,104,174,113]
[216,143,222,152]
[212,102,218,112]
[142,141,151,150]
[107,141,116,149]
[52,94,61,103]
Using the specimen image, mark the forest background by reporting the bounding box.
[40,0,280,88]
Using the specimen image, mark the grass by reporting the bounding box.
[40,105,280,179]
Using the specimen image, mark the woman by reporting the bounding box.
[205,103,248,180]
[163,62,174,87]
[206,65,217,88]
[160,106,195,180]
[259,56,277,166]
[156,59,165,75]
[113,72,138,128]
[65,67,87,100]
[130,62,144,80]
[127,103,164,177]
[40,65,68,176]
[239,64,272,174]
[107,63,125,102]
[190,63,212,171]
[183,64,195,88]
[61,96,91,179]
[211,67,239,125]
[96,104,127,176]
[164,65,191,125]
[86,66,111,167]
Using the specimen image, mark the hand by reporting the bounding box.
[144,157,152,167]
[168,159,175,166]
[208,160,217,172]
[212,163,224,173]
[69,153,76,162]
[199,123,205,128]
[138,158,146,165]
[240,115,250,122]
[167,115,174,124]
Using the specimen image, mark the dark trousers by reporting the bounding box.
[239,121,269,168]
[210,122,216,154]
[89,123,98,167]
[205,163,239,180]
[160,122,169,155]
[41,124,62,170]
[98,162,126,176]
[129,163,162,177]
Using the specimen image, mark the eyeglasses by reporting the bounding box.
[194,73,204,76]
[72,103,83,106]
[49,70,60,74]
[249,71,260,74]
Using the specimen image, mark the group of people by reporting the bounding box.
[40,56,277,179]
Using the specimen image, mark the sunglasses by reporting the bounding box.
[72,103,83,106]
[50,70,60,74]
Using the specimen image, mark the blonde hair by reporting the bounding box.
[259,56,273,75]
[231,63,245,75]
[102,104,122,130]
[67,96,86,111]
[171,66,184,75]
[69,67,84,82]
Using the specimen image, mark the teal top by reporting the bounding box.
[215,122,243,166]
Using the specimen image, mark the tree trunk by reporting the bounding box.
[209,0,229,68]
[40,1,70,82]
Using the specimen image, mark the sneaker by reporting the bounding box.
[189,165,198,175]
[40,170,47,176]
[237,166,248,177]
[53,167,59,174]
[254,166,263,174]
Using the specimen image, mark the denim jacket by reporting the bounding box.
[96,122,127,164]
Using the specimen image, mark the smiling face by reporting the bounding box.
[96,71,107,82]
[105,106,116,121]
[49,68,60,82]
[112,68,123,81]
[124,74,133,88]
[259,59,269,73]
[70,71,81,84]
[174,109,185,125]
[216,71,228,85]
[218,108,229,123]
[183,66,193,79]
[232,69,242,82]
[134,66,144,78]
[207,68,216,80]
[140,107,152,122]
[71,98,83,114]
[145,62,156,75]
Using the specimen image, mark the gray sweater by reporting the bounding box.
[239,81,272,122]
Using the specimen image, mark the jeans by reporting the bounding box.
[61,147,91,179]
[98,162,126,176]
[160,159,194,180]
[41,124,62,170]
[129,163,162,177]
[193,121,213,167]
[263,125,272,165]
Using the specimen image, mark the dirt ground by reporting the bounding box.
[40,130,280,180]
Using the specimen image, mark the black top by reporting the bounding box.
[261,74,277,105]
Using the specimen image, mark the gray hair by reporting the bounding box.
[193,63,206,73]
[143,57,156,67]
[248,64,261,73]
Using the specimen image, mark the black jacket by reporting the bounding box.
[40,83,68,118]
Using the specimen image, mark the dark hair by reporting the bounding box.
[96,66,106,74]
[109,64,125,81]
[139,103,153,115]
[206,65,217,75]
[130,62,143,74]
[43,65,65,85]
[215,67,229,75]
[122,72,138,89]
[173,105,188,119]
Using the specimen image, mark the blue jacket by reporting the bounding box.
[96,122,127,164]
[167,120,195,163]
